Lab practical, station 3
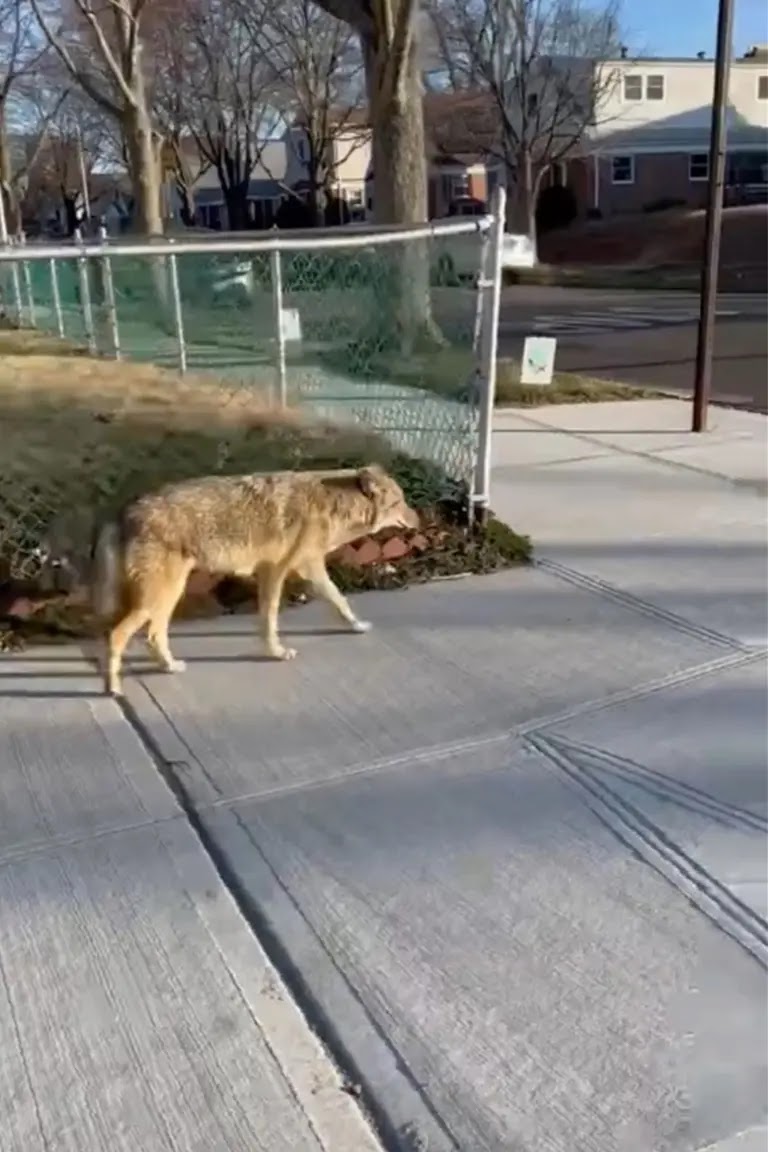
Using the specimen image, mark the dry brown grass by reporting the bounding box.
[0,330,389,574]
[494,358,660,406]
[359,342,658,406]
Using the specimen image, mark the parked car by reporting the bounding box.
[435,227,537,283]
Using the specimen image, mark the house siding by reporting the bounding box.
[467,170,487,202]
[592,152,710,214]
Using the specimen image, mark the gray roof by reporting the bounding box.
[588,124,768,152]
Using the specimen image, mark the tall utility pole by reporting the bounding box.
[691,0,736,433]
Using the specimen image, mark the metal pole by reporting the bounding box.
[692,0,735,433]
[472,184,506,523]
[270,246,288,406]
[49,257,65,338]
[473,220,492,353]
[98,225,121,359]
[168,242,187,374]
[74,227,96,355]
[19,233,36,327]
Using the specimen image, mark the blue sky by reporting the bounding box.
[625,0,767,57]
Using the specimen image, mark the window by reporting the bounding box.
[646,74,665,100]
[689,153,709,182]
[623,73,665,101]
[611,155,634,184]
[623,74,643,101]
[758,75,768,100]
[526,93,539,116]
[443,172,469,201]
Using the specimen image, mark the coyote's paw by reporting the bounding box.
[163,658,187,674]
[350,619,373,634]
[270,645,298,661]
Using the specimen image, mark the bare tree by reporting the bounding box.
[164,0,282,231]
[424,0,622,234]
[149,10,209,226]
[320,0,429,230]
[288,0,437,345]
[258,0,364,226]
[22,92,109,233]
[0,0,57,235]
[29,0,164,234]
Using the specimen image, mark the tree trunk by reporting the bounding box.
[506,150,543,242]
[175,181,196,227]
[62,192,79,237]
[0,111,20,238]
[366,51,427,227]
[306,172,325,228]
[123,106,163,236]
[222,182,250,230]
[363,28,440,352]
[122,106,172,330]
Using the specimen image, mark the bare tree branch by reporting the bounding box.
[153,0,281,229]
[254,0,364,223]
[423,0,623,229]
[28,0,165,232]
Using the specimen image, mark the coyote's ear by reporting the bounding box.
[356,467,380,499]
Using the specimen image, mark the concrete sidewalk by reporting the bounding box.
[1,398,766,1151]
[492,399,767,647]
[0,656,382,1152]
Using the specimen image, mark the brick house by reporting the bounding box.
[580,46,768,216]
[416,48,768,222]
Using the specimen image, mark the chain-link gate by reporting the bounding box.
[0,204,504,577]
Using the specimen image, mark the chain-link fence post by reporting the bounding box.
[74,228,97,354]
[472,184,506,524]
[49,257,65,338]
[168,240,187,374]
[19,233,36,327]
[473,218,492,354]
[270,241,288,406]
[98,225,121,359]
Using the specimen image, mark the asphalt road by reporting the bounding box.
[494,287,768,411]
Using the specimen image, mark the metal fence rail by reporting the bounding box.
[0,195,504,576]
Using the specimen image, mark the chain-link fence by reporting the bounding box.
[0,207,504,577]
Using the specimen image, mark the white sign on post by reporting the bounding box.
[280,307,302,343]
[520,335,557,386]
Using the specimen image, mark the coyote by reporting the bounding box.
[90,465,419,697]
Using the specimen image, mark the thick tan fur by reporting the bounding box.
[91,465,419,696]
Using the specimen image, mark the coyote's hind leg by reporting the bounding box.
[145,556,195,675]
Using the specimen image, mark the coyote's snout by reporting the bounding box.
[91,464,419,696]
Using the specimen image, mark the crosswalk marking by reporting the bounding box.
[530,306,740,335]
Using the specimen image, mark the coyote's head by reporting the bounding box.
[356,465,420,534]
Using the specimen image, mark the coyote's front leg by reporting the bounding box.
[297,559,372,634]
[257,564,297,660]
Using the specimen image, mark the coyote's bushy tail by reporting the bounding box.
[91,521,122,617]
